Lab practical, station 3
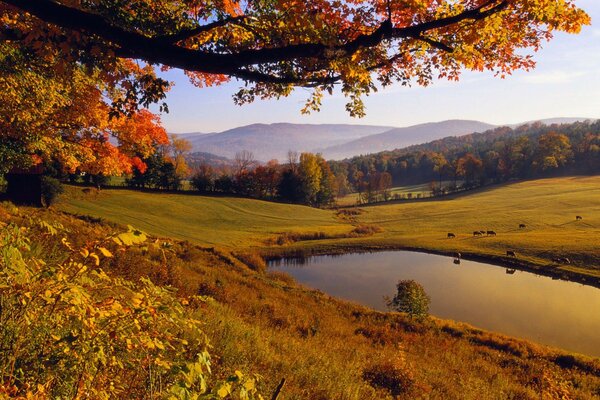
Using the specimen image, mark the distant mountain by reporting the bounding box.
[174,118,597,162]
[320,120,496,160]
[174,123,393,161]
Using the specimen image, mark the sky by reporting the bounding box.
[155,0,600,133]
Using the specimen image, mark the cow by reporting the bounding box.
[576,216,583,221]
[447,233,456,239]
[453,252,461,259]
[479,230,486,235]
[473,231,482,237]
[506,268,516,275]
[519,224,526,229]
[506,250,517,257]
[487,230,497,236]
[453,259,461,265]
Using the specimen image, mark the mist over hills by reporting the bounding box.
[319,120,495,159]
[175,118,596,162]
[175,123,392,161]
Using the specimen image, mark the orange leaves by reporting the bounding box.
[184,71,230,88]
[0,0,592,121]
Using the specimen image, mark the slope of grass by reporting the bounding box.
[60,188,349,247]
[352,176,600,273]
[60,176,600,278]
[4,203,600,399]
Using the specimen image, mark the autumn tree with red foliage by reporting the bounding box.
[0,0,591,203]
[0,0,590,117]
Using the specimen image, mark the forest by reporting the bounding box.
[331,121,600,201]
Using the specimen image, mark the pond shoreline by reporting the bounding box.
[263,244,600,290]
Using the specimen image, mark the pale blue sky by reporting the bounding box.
[157,0,600,133]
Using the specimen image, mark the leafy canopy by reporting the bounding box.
[0,0,590,117]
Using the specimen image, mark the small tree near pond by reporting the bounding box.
[386,280,430,319]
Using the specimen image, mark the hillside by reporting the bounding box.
[60,176,600,280]
[174,118,596,162]
[176,123,393,161]
[321,120,496,159]
[6,199,600,399]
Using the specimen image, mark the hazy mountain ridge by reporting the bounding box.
[175,123,393,161]
[174,118,596,162]
[319,120,496,159]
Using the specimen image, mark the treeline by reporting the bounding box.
[188,151,338,207]
[330,121,600,197]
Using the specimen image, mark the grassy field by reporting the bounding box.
[336,182,436,206]
[60,188,349,247]
[7,200,600,399]
[60,176,600,279]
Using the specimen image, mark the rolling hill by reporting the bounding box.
[319,120,496,159]
[175,118,596,162]
[175,123,393,161]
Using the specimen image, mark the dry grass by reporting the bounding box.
[4,203,600,399]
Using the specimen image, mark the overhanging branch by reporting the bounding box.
[1,0,509,84]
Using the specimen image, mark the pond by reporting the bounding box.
[269,251,600,357]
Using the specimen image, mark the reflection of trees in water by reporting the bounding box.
[268,254,346,268]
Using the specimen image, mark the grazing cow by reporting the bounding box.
[453,259,461,265]
[519,224,526,229]
[506,268,516,275]
[479,230,486,235]
[453,252,461,259]
[506,250,517,257]
[487,230,497,236]
[447,233,456,239]
[576,216,583,220]
[473,231,482,236]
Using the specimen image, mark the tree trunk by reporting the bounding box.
[5,167,44,207]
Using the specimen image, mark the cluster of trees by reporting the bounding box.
[126,136,192,190]
[331,121,600,198]
[189,151,337,207]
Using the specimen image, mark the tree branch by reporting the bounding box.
[2,0,509,84]
[155,15,248,44]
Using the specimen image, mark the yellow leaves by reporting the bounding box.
[90,253,100,266]
[1,216,263,400]
[97,247,113,258]
[61,237,74,251]
[113,226,148,246]
[217,383,232,398]
[131,293,145,308]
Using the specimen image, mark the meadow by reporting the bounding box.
[5,196,600,398]
[61,176,600,281]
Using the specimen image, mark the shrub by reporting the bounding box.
[385,280,431,319]
[362,353,416,397]
[235,252,267,273]
[190,173,214,192]
[0,219,263,399]
[350,225,382,237]
[40,175,64,206]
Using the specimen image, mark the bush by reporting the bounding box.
[191,173,214,192]
[235,252,267,273]
[362,353,416,397]
[0,218,263,399]
[40,175,64,206]
[385,280,430,319]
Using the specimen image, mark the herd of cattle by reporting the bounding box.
[446,215,583,265]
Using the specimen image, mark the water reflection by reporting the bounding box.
[269,251,600,357]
